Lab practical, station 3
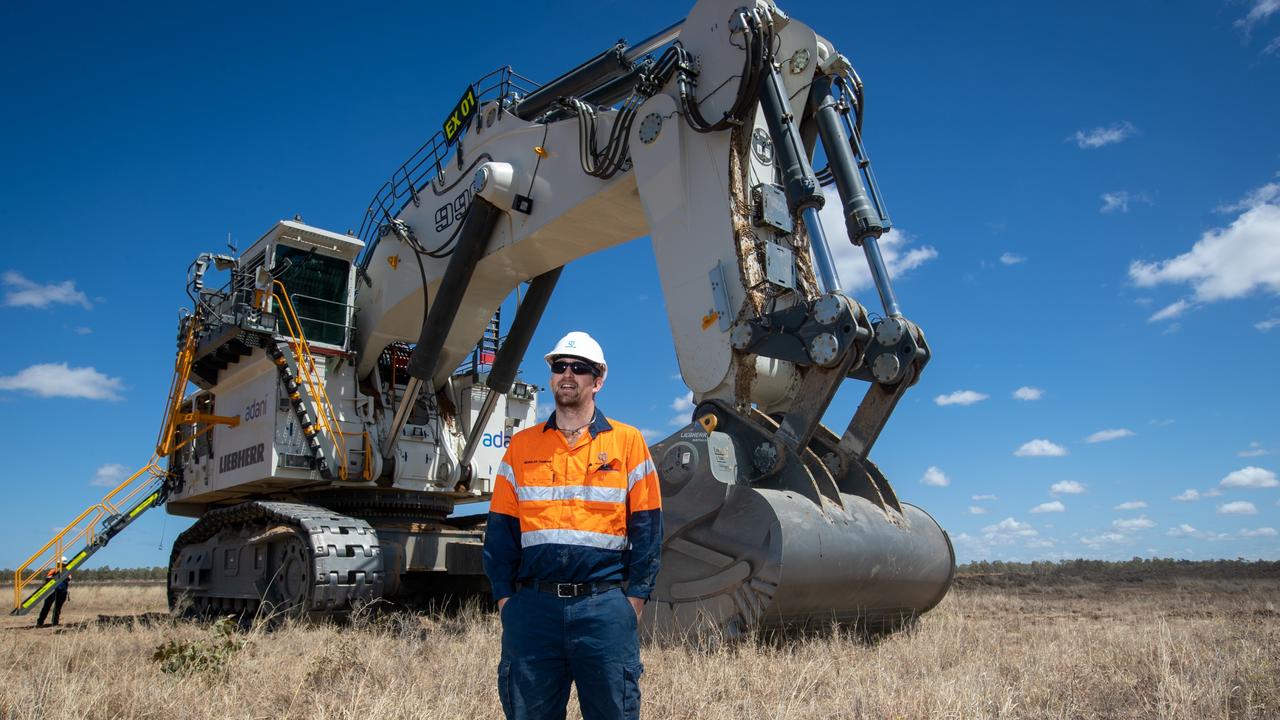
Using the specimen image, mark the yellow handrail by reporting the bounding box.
[271,281,349,480]
[156,316,200,457]
[13,311,235,612]
[12,460,166,612]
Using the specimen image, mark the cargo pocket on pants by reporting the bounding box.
[498,659,513,718]
[622,662,643,719]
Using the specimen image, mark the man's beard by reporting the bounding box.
[555,386,592,411]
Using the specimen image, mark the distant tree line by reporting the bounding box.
[0,566,167,583]
[958,557,1280,580]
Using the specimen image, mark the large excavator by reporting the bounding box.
[12,0,953,635]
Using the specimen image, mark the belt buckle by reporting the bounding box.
[555,583,576,598]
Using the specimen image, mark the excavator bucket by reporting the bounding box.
[645,420,954,637]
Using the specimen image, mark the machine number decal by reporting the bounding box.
[434,186,473,233]
[442,85,478,145]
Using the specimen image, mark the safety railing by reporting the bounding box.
[284,291,356,350]
[12,317,240,613]
[11,461,168,613]
[356,66,541,262]
[272,280,351,480]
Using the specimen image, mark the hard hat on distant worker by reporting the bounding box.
[60,556,68,564]
[545,331,607,380]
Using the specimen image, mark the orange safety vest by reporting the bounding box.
[492,414,660,550]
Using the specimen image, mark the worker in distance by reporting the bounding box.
[483,331,663,720]
[36,556,71,627]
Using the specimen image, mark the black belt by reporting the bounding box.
[521,580,624,598]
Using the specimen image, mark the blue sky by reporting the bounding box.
[1,0,1278,570]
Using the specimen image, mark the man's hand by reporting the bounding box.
[498,597,508,611]
[628,596,644,618]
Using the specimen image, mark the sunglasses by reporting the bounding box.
[550,359,600,377]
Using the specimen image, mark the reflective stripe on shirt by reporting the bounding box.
[627,457,656,491]
[497,461,516,491]
[521,528,629,550]
[516,484,627,503]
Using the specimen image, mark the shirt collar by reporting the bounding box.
[543,407,613,438]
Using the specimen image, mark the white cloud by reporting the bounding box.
[1241,527,1278,537]
[820,192,938,292]
[73,326,93,335]
[1237,442,1273,457]
[1070,121,1137,149]
[1173,489,1200,501]
[1217,182,1280,213]
[1204,487,1222,497]
[981,517,1040,543]
[1221,466,1278,488]
[971,494,998,501]
[1129,181,1280,304]
[1236,0,1280,34]
[1113,516,1156,531]
[1012,386,1043,401]
[1167,524,1230,541]
[1085,428,1135,443]
[968,506,988,515]
[1100,191,1150,214]
[1015,439,1068,457]
[1031,500,1065,513]
[0,363,124,400]
[1265,35,1280,55]
[999,252,1026,265]
[1148,299,1192,323]
[934,390,989,407]
[920,466,950,487]
[2,271,92,309]
[91,463,129,487]
[1050,480,1085,495]
[1218,501,1258,515]
[1113,501,1147,510]
[1081,532,1129,547]
[1255,318,1280,332]
[669,391,694,426]
[638,427,663,442]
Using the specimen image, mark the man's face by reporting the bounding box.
[550,356,603,409]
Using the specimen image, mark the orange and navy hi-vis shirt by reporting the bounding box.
[483,407,663,601]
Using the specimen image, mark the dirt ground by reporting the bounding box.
[2,576,1278,719]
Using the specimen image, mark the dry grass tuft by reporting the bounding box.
[1,578,1277,719]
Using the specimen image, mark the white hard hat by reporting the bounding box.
[545,331,607,377]
[60,556,68,563]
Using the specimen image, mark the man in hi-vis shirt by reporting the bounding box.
[483,331,662,720]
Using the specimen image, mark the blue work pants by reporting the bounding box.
[499,586,643,720]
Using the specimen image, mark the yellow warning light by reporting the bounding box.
[534,146,549,158]
[388,255,400,270]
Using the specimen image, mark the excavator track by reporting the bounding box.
[168,501,383,620]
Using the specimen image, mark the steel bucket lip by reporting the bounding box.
[899,500,957,614]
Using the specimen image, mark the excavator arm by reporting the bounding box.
[356,0,953,633]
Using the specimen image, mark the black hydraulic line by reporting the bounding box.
[486,267,562,394]
[579,62,651,110]
[513,42,632,121]
[406,197,502,380]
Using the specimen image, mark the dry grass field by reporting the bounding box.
[2,575,1277,719]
